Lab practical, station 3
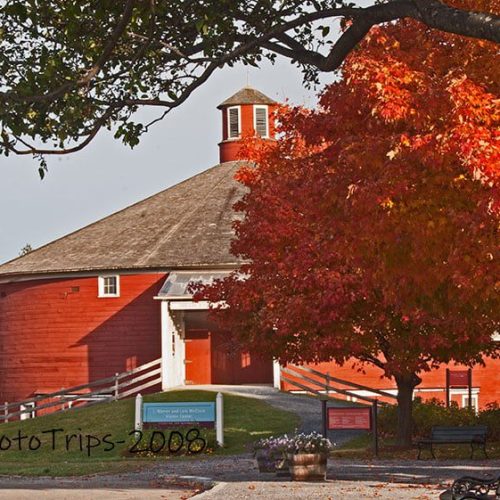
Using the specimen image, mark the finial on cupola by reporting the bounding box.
[217,86,277,163]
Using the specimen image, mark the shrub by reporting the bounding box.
[378,398,499,440]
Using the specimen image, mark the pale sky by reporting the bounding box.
[0,59,329,264]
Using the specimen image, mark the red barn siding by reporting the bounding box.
[0,274,165,403]
[282,357,499,409]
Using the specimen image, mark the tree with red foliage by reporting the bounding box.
[196,5,499,446]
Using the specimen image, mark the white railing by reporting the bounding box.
[1,358,162,423]
[281,364,397,405]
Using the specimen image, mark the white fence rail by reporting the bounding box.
[1,358,162,423]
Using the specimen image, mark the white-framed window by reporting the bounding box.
[227,106,241,139]
[20,402,36,420]
[462,394,479,413]
[254,105,269,138]
[98,275,120,298]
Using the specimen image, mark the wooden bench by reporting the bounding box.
[417,426,488,459]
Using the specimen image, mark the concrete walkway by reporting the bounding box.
[2,456,498,499]
[180,384,363,445]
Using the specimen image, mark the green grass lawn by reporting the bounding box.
[333,432,500,460]
[0,390,299,476]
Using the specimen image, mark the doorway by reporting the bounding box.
[184,325,273,385]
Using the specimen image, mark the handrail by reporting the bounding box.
[293,364,398,400]
[3,358,161,409]
[1,358,162,423]
[282,366,377,404]
[283,364,396,405]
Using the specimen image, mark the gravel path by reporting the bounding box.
[180,384,362,445]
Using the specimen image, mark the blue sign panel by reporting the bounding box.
[143,402,216,424]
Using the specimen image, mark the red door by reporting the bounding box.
[185,329,211,384]
[211,331,274,384]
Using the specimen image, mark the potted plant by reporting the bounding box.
[269,435,292,477]
[253,437,277,473]
[285,432,333,481]
[253,436,292,474]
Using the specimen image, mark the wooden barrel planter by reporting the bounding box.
[287,452,327,481]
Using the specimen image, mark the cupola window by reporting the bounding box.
[227,106,241,139]
[254,105,269,138]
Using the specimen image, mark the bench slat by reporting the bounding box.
[430,426,487,442]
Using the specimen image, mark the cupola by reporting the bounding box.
[217,86,277,163]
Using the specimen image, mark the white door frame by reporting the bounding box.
[160,299,281,389]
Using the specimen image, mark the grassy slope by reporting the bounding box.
[0,390,299,476]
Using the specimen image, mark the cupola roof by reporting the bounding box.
[217,86,276,109]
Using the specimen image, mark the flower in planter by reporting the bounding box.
[286,432,334,455]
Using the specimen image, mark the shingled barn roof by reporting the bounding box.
[0,162,246,279]
[217,86,276,109]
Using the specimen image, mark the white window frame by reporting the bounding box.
[461,394,479,413]
[253,104,269,138]
[227,106,241,139]
[98,275,120,298]
[20,402,36,420]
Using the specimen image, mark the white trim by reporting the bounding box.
[273,360,281,389]
[20,402,36,420]
[461,393,479,412]
[98,274,120,298]
[227,106,241,139]
[169,300,211,310]
[253,105,269,138]
[161,303,186,389]
[0,265,239,285]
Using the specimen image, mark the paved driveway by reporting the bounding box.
[180,384,363,445]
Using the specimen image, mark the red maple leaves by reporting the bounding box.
[197,3,499,383]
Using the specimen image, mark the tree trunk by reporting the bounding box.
[395,373,421,447]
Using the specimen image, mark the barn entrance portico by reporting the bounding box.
[156,272,275,389]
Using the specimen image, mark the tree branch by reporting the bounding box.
[1,0,136,103]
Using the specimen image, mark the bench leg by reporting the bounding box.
[482,442,488,459]
[470,442,474,459]
[430,443,435,460]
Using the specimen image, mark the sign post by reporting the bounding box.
[372,400,378,457]
[135,393,143,431]
[216,392,224,447]
[321,398,328,438]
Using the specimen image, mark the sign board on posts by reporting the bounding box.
[448,370,469,387]
[327,407,372,431]
[143,402,215,427]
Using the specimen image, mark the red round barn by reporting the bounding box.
[0,88,498,417]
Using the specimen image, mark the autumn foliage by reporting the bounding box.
[196,2,499,444]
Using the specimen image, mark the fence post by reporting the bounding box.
[3,402,7,423]
[135,393,143,431]
[114,373,119,401]
[216,392,224,447]
[372,400,379,458]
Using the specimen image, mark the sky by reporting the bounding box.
[0,59,330,264]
